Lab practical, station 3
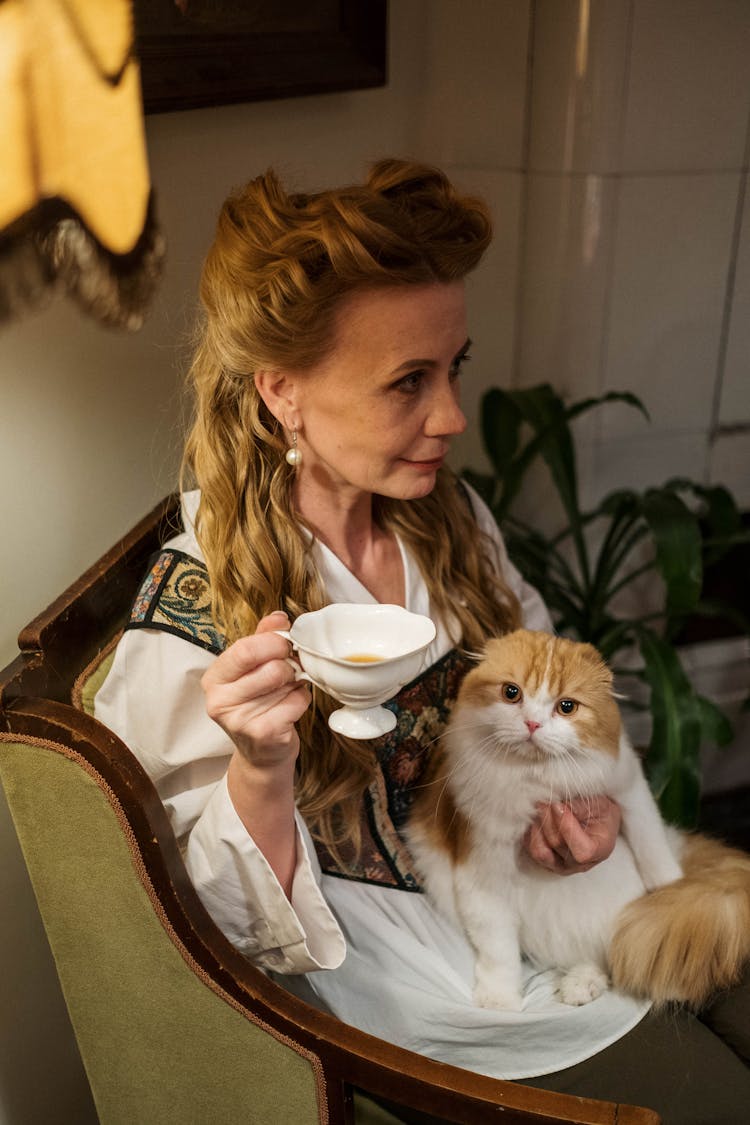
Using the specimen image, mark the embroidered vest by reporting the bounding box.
[127,549,475,892]
[128,549,226,653]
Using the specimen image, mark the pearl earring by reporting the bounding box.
[285,430,302,467]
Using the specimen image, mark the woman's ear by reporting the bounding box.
[254,370,300,430]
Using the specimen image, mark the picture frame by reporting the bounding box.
[133,0,388,114]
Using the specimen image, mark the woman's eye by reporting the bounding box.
[395,370,425,395]
[501,682,522,703]
[450,352,472,379]
[556,699,578,716]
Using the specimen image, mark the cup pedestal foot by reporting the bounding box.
[328,705,396,739]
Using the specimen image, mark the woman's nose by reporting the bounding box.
[426,384,467,437]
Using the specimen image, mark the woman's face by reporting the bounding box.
[288,282,470,504]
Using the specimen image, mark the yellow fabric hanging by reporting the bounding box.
[0,0,164,330]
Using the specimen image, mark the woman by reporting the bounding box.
[96,160,749,1123]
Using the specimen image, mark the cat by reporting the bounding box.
[407,629,750,1011]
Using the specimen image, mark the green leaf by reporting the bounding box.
[590,617,638,661]
[477,389,532,522]
[477,387,648,578]
[588,493,643,615]
[694,484,740,542]
[506,385,579,520]
[665,480,747,566]
[665,479,740,537]
[641,489,703,617]
[461,469,495,509]
[694,694,734,747]
[635,628,703,827]
[501,385,594,588]
[480,388,522,479]
[656,764,702,829]
[565,390,650,426]
[597,489,640,516]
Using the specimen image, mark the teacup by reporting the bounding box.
[277,603,436,739]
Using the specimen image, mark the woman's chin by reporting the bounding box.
[391,471,440,500]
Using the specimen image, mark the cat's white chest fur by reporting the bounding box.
[407,669,683,1012]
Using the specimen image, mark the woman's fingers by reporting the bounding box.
[200,611,311,764]
[202,627,291,689]
[526,797,622,874]
[523,821,559,870]
[255,609,290,634]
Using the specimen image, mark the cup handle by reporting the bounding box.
[286,657,312,683]
[275,630,312,682]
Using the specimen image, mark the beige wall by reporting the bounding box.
[1,2,748,1119]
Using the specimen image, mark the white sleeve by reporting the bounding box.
[94,627,346,973]
[462,482,554,633]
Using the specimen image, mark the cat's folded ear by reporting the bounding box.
[578,641,613,682]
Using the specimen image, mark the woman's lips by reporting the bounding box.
[403,450,448,469]
[404,457,445,470]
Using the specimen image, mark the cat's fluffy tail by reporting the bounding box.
[608,833,750,1008]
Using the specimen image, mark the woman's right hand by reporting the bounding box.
[201,610,312,771]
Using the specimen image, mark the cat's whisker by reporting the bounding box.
[550,750,594,811]
[416,715,506,752]
[440,717,501,741]
[434,779,458,829]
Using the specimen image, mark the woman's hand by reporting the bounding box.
[523,796,622,875]
[201,610,311,770]
[202,611,311,896]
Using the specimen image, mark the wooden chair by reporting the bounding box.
[0,497,660,1125]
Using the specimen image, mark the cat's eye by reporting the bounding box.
[501,683,522,703]
[556,699,578,716]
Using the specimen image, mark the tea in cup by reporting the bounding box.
[277,603,436,739]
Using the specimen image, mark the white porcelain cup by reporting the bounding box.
[277,603,436,739]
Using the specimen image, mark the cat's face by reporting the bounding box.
[457,630,621,761]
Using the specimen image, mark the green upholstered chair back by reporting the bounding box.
[0,734,322,1125]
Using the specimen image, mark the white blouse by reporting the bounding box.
[95,488,650,1080]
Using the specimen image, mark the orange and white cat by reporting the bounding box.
[407,629,750,1011]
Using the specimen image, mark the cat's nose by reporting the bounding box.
[525,720,541,733]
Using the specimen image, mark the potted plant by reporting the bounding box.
[463,383,750,829]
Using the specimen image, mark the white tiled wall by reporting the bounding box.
[529,0,631,174]
[449,168,525,473]
[602,173,737,436]
[412,0,532,472]
[621,0,750,174]
[512,0,750,521]
[509,0,750,793]
[519,173,617,397]
[413,0,531,170]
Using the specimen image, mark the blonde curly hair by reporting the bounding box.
[182,159,521,857]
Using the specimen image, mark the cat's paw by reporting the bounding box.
[473,981,524,1011]
[559,964,609,1006]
